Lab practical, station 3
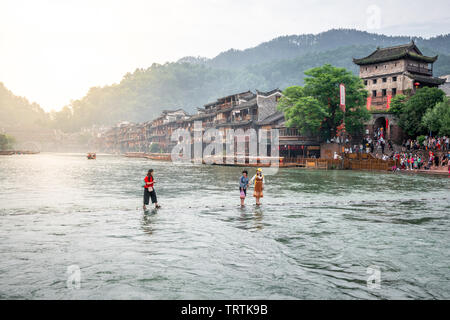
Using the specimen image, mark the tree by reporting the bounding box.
[389,94,407,116]
[395,87,445,137]
[149,143,160,153]
[422,97,450,136]
[278,64,370,139]
[421,105,441,135]
[0,134,7,150]
[280,93,328,135]
[0,134,15,150]
[0,82,49,128]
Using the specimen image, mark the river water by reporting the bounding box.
[0,153,449,299]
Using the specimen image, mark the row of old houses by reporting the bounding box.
[91,89,322,159]
[91,41,449,159]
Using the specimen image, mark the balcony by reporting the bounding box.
[406,65,432,76]
[218,101,238,109]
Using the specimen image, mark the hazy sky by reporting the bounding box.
[1,0,449,112]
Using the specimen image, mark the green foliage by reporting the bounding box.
[46,43,450,132]
[279,64,369,139]
[396,87,445,137]
[2,29,450,134]
[417,135,426,145]
[0,133,15,150]
[422,98,450,136]
[0,82,49,129]
[203,29,450,70]
[76,133,92,145]
[389,94,407,116]
[0,134,7,150]
[281,95,328,135]
[149,143,160,153]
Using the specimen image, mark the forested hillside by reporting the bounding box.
[179,29,450,70]
[2,29,449,132]
[0,82,49,129]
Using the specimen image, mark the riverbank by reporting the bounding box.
[397,167,450,177]
[125,152,313,168]
[0,150,40,155]
[123,152,450,176]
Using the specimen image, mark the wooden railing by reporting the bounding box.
[282,156,394,171]
[406,65,432,76]
[124,152,395,171]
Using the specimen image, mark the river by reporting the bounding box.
[0,153,449,299]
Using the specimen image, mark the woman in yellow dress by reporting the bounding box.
[250,168,265,206]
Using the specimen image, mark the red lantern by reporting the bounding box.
[414,82,420,88]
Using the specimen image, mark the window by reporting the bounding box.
[393,76,397,82]
[392,88,397,96]
[364,80,368,85]
[373,79,377,84]
[372,90,377,97]
[382,89,387,96]
[383,78,387,83]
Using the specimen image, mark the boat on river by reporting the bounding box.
[87,153,96,160]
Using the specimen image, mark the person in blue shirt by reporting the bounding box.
[239,170,250,207]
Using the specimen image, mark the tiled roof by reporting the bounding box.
[240,92,257,101]
[215,120,253,128]
[256,111,285,125]
[404,72,446,85]
[216,90,252,101]
[256,89,282,97]
[204,102,217,108]
[353,41,438,65]
[234,99,258,111]
[188,112,216,121]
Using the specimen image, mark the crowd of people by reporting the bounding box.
[342,138,393,155]
[340,128,393,155]
[391,151,450,172]
[339,128,450,174]
[402,136,450,152]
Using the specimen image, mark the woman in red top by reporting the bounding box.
[143,169,161,210]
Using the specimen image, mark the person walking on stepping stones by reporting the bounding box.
[250,168,265,206]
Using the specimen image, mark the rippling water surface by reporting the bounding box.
[0,153,449,299]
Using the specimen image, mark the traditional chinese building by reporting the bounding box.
[353,41,446,142]
[440,75,450,97]
[149,109,190,152]
[257,111,321,159]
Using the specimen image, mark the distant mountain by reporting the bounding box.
[3,29,450,133]
[0,82,48,129]
[59,43,450,131]
[177,56,209,65]
[178,29,450,70]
